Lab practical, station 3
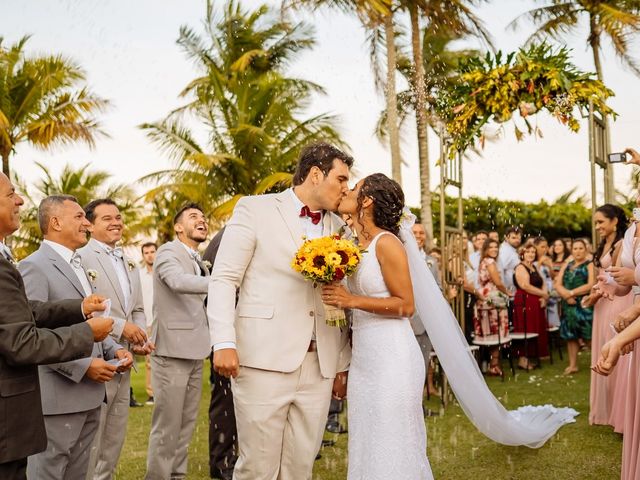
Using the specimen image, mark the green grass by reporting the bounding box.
[117,350,621,479]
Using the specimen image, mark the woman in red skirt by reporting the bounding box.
[513,240,549,370]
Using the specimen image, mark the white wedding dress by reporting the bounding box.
[347,232,433,480]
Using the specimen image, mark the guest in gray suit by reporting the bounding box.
[0,173,114,480]
[80,198,153,480]
[19,195,133,480]
[145,203,211,480]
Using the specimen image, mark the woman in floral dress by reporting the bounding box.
[473,239,510,376]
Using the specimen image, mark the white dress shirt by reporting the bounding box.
[43,239,92,296]
[289,188,324,240]
[0,241,13,262]
[498,241,520,292]
[139,267,154,329]
[93,239,132,310]
[179,241,203,275]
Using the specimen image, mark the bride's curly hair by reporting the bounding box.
[356,173,405,239]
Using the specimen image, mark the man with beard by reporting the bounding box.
[145,203,210,480]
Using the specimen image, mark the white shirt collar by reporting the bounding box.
[43,239,75,263]
[93,238,119,254]
[178,240,199,258]
[289,188,322,215]
[0,241,12,258]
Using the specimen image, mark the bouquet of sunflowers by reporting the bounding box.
[292,235,362,327]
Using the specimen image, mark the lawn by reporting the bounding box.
[117,349,622,479]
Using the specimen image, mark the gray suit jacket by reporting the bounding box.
[19,242,121,415]
[151,239,210,360]
[78,238,146,345]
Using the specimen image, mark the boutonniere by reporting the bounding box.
[127,260,136,272]
[87,269,98,283]
[202,260,212,271]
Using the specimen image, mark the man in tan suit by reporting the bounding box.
[209,143,353,480]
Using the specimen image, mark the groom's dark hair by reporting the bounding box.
[292,142,353,186]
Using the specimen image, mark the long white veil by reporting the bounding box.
[398,211,578,448]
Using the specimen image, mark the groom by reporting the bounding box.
[209,142,353,480]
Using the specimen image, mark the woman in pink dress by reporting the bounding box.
[582,204,630,431]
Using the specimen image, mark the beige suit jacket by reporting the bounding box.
[208,190,351,379]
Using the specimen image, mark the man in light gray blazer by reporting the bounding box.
[19,195,133,480]
[145,203,211,480]
[80,198,152,480]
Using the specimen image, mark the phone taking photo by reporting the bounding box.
[608,152,628,163]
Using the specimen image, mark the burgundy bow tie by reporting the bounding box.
[300,205,322,225]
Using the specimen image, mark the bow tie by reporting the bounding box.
[70,251,83,269]
[106,246,124,259]
[300,206,322,225]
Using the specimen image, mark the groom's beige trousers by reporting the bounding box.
[231,351,333,480]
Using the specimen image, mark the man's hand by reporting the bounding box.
[332,371,348,400]
[86,317,114,342]
[132,341,155,356]
[82,294,108,318]
[85,358,117,383]
[213,348,239,378]
[122,323,147,346]
[114,349,134,372]
[608,266,636,287]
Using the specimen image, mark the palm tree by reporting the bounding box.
[283,0,404,183]
[0,36,109,178]
[511,0,640,81]
[398,0,491,241]
[141,1,346,219]
[12,163,140,259]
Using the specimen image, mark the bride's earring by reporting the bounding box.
[359,210,364,219]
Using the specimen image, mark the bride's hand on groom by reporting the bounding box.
[321,284,353,309]
[213,348,240,378]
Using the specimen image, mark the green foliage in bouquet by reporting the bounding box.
[436,44,615,155]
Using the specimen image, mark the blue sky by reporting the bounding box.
[1,0,639,206]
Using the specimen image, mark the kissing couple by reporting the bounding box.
[208,142,577,480]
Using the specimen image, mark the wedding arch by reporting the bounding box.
[433,43,615,331]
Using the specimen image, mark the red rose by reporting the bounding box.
[334,268,345,280]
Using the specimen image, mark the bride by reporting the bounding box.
[322,172,578,479]
[321,173,433,479]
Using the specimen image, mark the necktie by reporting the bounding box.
[70,251,82,269]
[106,246,124,259]
[1,246,13,263]
[190,251,202,263]
[300,205,322,225]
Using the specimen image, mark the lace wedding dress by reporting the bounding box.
[347,232,433,480]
